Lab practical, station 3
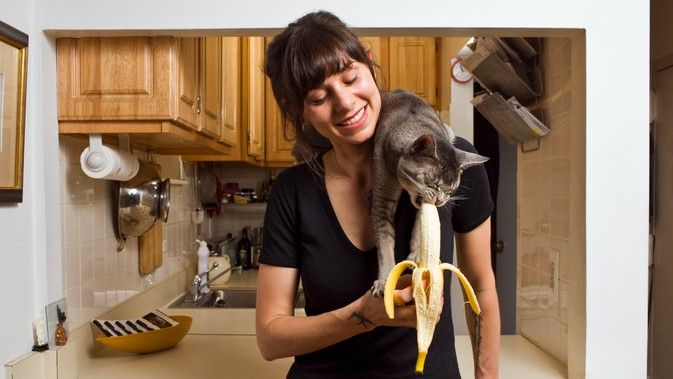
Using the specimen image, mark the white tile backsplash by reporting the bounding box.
[518,38,574,364]
[59,135,198,329]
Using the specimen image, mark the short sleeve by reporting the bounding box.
[451,137,494,233]
[259,169,301,268]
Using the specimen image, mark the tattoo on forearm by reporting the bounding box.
[349,312,376,329]
[471,310,484,370]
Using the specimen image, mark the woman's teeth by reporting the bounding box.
[339,107,365,126]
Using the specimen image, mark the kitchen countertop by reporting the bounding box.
[78,334,566,378]
[213,268,259,289]
[78,270,566,378]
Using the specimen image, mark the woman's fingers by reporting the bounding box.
[393,274,413,305]
[394,286,413,305]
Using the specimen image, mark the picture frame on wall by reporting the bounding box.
[0,19,28,203]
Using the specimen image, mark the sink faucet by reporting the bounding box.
[191,262,243,302]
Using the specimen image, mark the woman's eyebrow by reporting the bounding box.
[337,59,355,73]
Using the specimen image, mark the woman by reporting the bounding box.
[256,11,500,378]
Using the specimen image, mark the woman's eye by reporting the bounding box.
[310,96,327,106]
[344,75,358,85]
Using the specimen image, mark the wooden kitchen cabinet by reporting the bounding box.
[190,37,295,167]
[57,36,233,155]
[359,36,387,89]
[175,36,222,138]
[242,36,266,163]
[264,37,296,166]
[200,37,223,138]
[182,36,267,165]
[388,37,438,108]
[359,36,439,109]
[264,83,295,165]
[221,37,241,148]
[172,36,244,146]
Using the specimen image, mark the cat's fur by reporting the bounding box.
[370,89,488,297]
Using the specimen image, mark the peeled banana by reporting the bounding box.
[384,203,481,374]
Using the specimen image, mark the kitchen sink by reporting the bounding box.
[169,289,305,309]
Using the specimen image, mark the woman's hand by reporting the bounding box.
[356,274,443,330]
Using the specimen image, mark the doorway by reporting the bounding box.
[650,62,673,378]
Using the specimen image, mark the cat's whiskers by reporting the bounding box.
[446,195,468,206]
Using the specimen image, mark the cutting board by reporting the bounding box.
[138,162,164,275]
[139,221,163,275]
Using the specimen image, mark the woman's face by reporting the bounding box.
[302,61,381,149]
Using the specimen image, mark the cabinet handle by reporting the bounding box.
[196,97,202,115]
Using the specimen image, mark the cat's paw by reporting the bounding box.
[407,250,419,262]
[370,280,385,298]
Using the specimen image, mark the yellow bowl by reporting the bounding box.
[96,315,192,354]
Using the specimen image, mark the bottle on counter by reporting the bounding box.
[195,239,210,293]
[224,232,238,266]
[251,227,263,269]
[237,227,252,270]
[252,245,262,269]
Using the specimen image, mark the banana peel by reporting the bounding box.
[384,203,481,374]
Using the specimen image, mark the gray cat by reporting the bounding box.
[370,89,488,297]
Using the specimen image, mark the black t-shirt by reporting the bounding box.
[260,137,493,379]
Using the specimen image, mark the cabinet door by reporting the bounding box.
[243,37,265,161]
[57,37,173,120]
[176,37,200,130]
[199,37,223,138]
[264,38,295,165]
[359,36,388,90]
[264,85,295,164]
[388,37,437,108]
[221,37,240,147]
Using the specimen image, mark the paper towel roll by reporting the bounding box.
[80,144,140,181]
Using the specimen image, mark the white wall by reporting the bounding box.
[1,0,54,377]
[0,1,649,378]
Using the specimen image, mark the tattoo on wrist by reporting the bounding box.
[349,311,376,329]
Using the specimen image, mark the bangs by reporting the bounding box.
[284,30,371,102]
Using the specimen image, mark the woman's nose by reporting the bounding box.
[332,88,353,112]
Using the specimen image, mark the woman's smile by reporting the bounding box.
[336,105,368,130]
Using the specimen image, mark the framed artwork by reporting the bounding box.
[45,298,68,348]
[0,20,28,203]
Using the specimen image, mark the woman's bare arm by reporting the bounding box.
[455,217,500,378]
[255,264,418,360]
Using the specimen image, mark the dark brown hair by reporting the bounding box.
[265,11,378,164]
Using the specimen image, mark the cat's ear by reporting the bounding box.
[455,149,489,170]
[410,135,437,157]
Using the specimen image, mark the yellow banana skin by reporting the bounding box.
[384,203,481,373]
